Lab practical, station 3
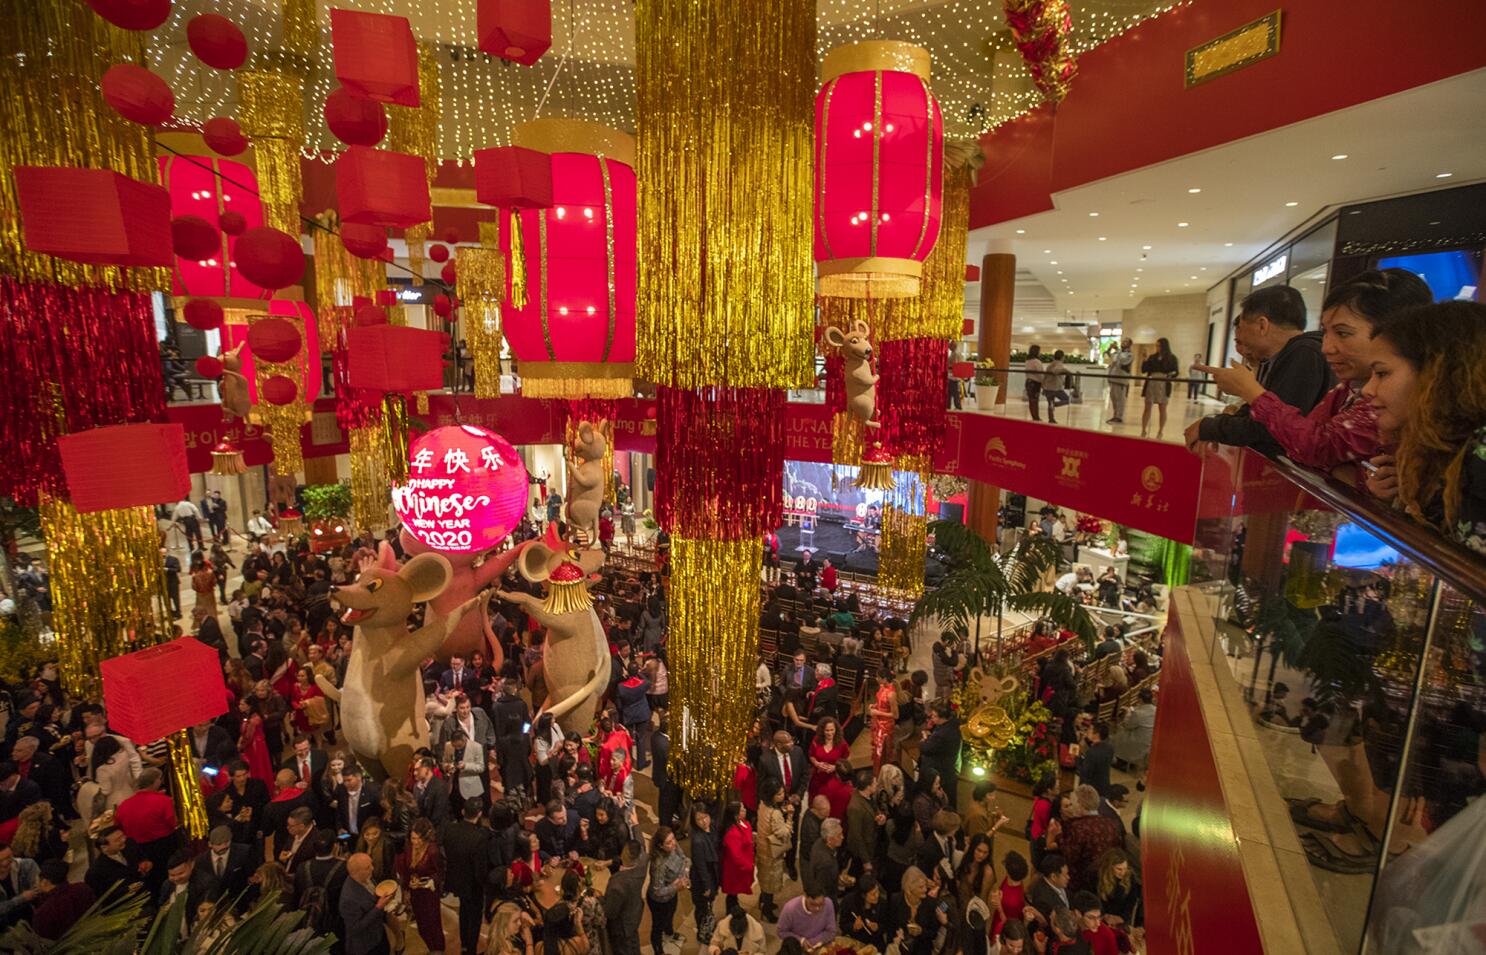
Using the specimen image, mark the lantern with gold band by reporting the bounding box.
[814,42,944,299]
[159,154,273,301]
[498,119,636,399]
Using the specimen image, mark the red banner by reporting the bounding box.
[1141,609,1263,955]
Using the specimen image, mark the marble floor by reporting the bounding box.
[959,390,1232,446]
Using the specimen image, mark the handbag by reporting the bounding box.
[303,695,330,728]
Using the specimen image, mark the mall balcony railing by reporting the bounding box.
[1152,446,1486,955]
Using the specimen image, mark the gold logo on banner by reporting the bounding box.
[1060,455,1081,480]
[984,436,1008,459]
[1142,465,1165,492]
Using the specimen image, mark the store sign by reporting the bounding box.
[392,425,529,553]
[1251,252,1287,286]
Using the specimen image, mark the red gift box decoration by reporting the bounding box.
[330,8,420,106]
[477,0,552,66]
[348,325,448,393]
[474,145,553,209]
[58,423,190,513]
[15,166,172,267]
[951,361,974,380]
[336,146,431,229]
[101,638,229,744]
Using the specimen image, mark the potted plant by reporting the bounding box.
[973,362,999,411]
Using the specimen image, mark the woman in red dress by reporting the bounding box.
[287,668,327,743]
[868,671,899,774]
[718,800,755,911]
[236,697,274,791]
[733,742,760,818]
[397,817,447,954]
[807,717,850,800]
[991,850,1030,937]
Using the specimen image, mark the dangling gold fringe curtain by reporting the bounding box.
[239,69,306,235]
[349,423,390,531]
[313,213,384,342]
[458,224,506,399]
[920,166,972,342]
[390,41,443,278]
[879,504,929,598]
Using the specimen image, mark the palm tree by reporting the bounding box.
[914,521,1097,662]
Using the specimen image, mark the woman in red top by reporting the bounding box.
[718,800,755,909]
[287,668,327,742]
[991,850,1029,936]
[733,742,760,817]
[807,718,850,800]
[236,697,274,790]
[397,817,446,954]
[820,559,838,592]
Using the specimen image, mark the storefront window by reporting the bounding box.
[1290,219,1339,321]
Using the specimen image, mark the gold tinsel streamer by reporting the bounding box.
[38,497,168,699]
[349,422,391,531]
[382,394,411,484]
[0,0,167,291]
[388,42,443,278]
[458,223,506,398]
[280,0,318,59]
[520,376,633,399]
[313,212,384,342]
[879,504,929,598]
[832,411,865,467]
[167,730,210,840]
[262,404,305,476]
[544,578,594,615]
[635,0,816,390]
[507,211,529,310]
[239,69,306,235]
[667,536,764,796]
[920,165,972,342]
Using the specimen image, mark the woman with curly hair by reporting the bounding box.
[1365,300,1486,551]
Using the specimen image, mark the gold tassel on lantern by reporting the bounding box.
[167,729,210,839]
[544,563,594,615]
[349,422,390,531]
[459,222,506,398]
[38,497,169,698]
[508,211,529,310]
[381,394,411,484]
[210,441,249,475]
[856,438,897,491]
[666,537,764,796]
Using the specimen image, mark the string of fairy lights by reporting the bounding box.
[145,0,1187,161]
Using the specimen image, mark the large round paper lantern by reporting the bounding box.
[340,222,388,259]
[428,243,450,263]
[219,210,247,236]
[324,88,388,147]
[182,299,224,331]
[247,317,302,362]
[392,425,530,554]
[262,375,298,406]
[171,216,220,261]
[221,299,321,406]
[498,119,636,397]
[187,14,248,70]
[159,154,269,299]
[235,227,304,290]
[814,41,944,299]
[85,0,171,31]
[440,262,457,285]
[101,64,176,127]
[202,117,248,156]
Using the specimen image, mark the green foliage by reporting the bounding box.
[302,484,353,522]
[1257,597,1373,710]
[992,699,1057,784]
[0,616,49,685]
[1009,350,1031,363]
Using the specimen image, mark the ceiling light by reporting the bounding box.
[1224,242,1234,247]
[1021,326,1036,333]
[1049,261,1058,265]
[1200,267,1207,271]
[1285,201,1299,207]
[1089,212,1100,217]
[1136,268,1143,272]
[1142,245,1152,250]
[1437,172,1454,179]
[1177,222,1189,228]
[1056,270,1063,274]
[1331,154,1348,160]
[1042,249,1052,254]
[1098,236,1107,241]
[1187,187,1201,194]
[1015,229,1025,234]
[1130,284,1137,288]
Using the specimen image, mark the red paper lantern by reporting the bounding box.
[262,375,298,406]
[477,0,552,65]
[247,316,302,362]
[101,63,176,127]
[171,215,221,261]
[354,304,387,326]
[951,360,974,380]
[219,210,247,236]
[428,243,450,263]
[433,293,452,318]
[441,228,461,245]
[159,154,269,299]
[100,638,228,745]
[202,117,248,156]
[85,0,171,31]
[440,262,457,285]
[183,299,224,331]
[58,423,191,513]
[474,145,554,208]
[324,87,388,147]
[195,355,223,378]
[14,166,172,267]
[347,324,448,393]
[336,146,430,229]
[814,42,944,299]
[392,425,530,553]
[498,120,636,397]
[187,14,248,70]
[339,222,388,259]
[234,227,304,290]
[330,8,420,106]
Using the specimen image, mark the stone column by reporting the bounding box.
[979,239,1015,406]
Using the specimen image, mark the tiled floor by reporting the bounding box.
[960,390,1231,446]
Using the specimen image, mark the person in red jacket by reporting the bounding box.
[112,768,179,899]
[30,860,95,940]
[1071,891,1121,955]
[819,559,838,593]
[718,800,755,912]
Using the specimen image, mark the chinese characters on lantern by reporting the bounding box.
[392,425,529,553]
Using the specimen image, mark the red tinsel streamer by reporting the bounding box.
[1004,0,1079,103]
[655,386,785,540]
[878,337,949,463]
[566,398,618,429]
[330,329,383,433]
[0,277,165,505]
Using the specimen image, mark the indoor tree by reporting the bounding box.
[913,520,1097,662]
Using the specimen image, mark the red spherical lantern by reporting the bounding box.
[247,317,302,362]
[428,243,450,263]
[171,215,220,261]
[392,425,531,553]
[261,375,298,406]
[814,42,943,299]
[182,299,224,331]
[432,293,452,318]
[219,210,247,236]
[101,64,175,127]
[234,227,304,290]
[441,228,462,245]
[354,304,387,326]
[195,355,223,378]
[186,14,248,70]
[324,87,388,147]
[85,0,171,31]
[202,117,248,156]
[340,222,388,259]
[498,119,636,397]
[440,262,457,285]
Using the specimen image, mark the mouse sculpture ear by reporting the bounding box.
[400,552,454,603]
[377,541,399,572]
[823,326,846,348]
[851,319,871,336]
[518,540,555,584]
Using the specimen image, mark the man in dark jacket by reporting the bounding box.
[490,680,532,796]
[412,758,451,830]
[651,719,682,830]
[1189,285,1335,456]
[803,818,844,906]
[919,702,963,808]
[603,840,648,955]
[688,805,720,940]
[844,769,881,876]
[443,802,496,955]
[1075,722,1116,798]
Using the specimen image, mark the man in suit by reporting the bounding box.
[340,852,390,955]
[1026,854,1072,924]
[280,735,328,795]
[1075,722,1116,798]
[443,801,496,955]
[438,655,480,699]
[262,771,314,862]
[781,651,817,696]
[490,680,532,796]
[199,826,253,907]
[603,840,648,955]
[919,701,963,809]
[435,694,495,751]
[158,848,215,929]
[5,737,68,812]
[803,817,844,906]
[806,664,839,722]
[187,721,236,769]
[333,764,383,838]
[0,761,41,824]
[757,731,808,804]
[411,757,451,830]
[915,810,960,892]
[83,827,145,901]
[274,807,317,875]
[844,769,881,876]
[651,718,682,831]
[207,761,270,847]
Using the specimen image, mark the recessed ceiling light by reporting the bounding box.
[1285,201,1299,207]
[1190,275,1198,280]
[1136,268,1143,272]
[1042,249,1052,254]
[1224,242,1234,247]
[1187,187,1201,194]
[1331,154,1349,160]
[1437,172,1454,179]
[1130,284,1137,288]
[1177,222,1189,228]
[1056,270,1063,274]
[1088,212,1100,217]
[1430,220,1442,225]
[1200,267,1207,271]
[1015,229,1026,234]
[1098,236,1107,241]
[1050,261,1058,265]
[1165,289,1171,293]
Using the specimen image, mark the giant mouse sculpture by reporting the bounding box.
[315,543,480,781]
[496,525,610,735]
[824,319,880,428]
[565,420,608,546]
[218,343,250,422]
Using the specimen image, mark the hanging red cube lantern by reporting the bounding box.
[58,423,191,513]
[336,146,431,229]
[159,154,271,299]
[474,145,554,208]
[814,41,944,299]
[347,324,449,394]
[330,8,420,106]
[494,119,636,398]
[477,0,552,66]
[101,638,228,745]
[14,166,172,267]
